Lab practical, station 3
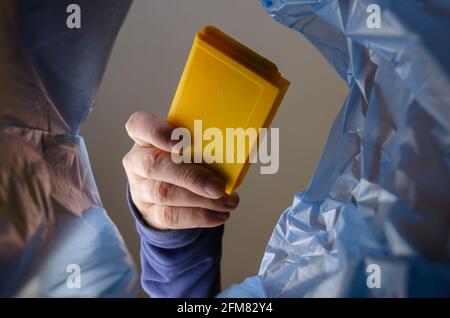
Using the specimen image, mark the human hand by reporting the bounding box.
[123,111,239,230]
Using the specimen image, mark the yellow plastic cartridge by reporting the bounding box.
[167,25,290,194]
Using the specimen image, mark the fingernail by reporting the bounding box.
[226,193,239,208]
[204,177,225,197]
[217,213,230,221]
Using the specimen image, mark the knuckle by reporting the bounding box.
[142,150,165,178]
[152,181,173,204]
[122,151,132,169]
[128,185,141,204]
[161,206,178,228]
[129,185,139,202]
[179,167,203,188]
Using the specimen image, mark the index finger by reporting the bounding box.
[125,111,175,152]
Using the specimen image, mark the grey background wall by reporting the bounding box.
[82,0,347,295]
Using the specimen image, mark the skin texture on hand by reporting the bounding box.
[122,111,239,230]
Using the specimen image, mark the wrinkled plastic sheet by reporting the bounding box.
[220,0,450,297]
[0,0,137,297]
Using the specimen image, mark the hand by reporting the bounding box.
[122,111,239,230]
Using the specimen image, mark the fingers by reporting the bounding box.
[137,204,231,230]
[124,145,226,198]
[123,111,240,231]
[125,111,175,152]
[131,177,239,211]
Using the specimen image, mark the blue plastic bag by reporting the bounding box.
[221,0,450,297]
[0,0,137,297]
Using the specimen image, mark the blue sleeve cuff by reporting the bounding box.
[126,185,204,249]
[126,184,223,297]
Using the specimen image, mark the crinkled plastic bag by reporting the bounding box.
[220,0,450,297]
[0,0,137,297]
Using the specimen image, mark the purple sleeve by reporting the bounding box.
[127,189,223,298]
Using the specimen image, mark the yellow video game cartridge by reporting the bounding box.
[167,25,290,194]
